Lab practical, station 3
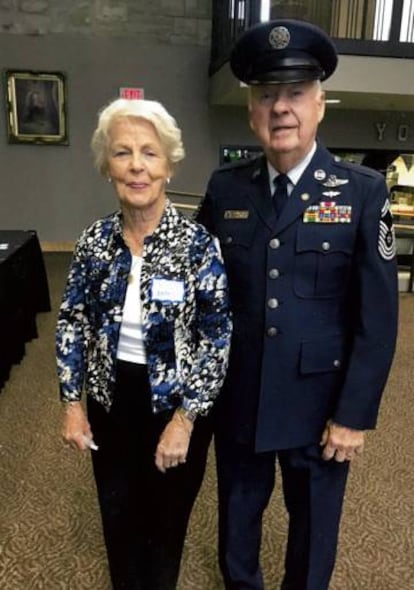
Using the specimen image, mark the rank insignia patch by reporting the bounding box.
[378,198,396,260]
[224,210,250,219]
[303,202,352,223]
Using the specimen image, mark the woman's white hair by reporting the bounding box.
[91,98,185,175]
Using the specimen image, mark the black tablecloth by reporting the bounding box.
[0,230,51,391]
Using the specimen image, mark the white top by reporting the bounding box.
[116,255,147,364]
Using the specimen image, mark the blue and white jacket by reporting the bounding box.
[56,201,232,416]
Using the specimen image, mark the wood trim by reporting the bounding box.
[41,241,75,252]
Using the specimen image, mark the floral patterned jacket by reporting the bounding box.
[56,201,232,416]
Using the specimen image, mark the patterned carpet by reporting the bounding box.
[0,252,413,589]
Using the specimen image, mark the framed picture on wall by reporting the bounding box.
[4,70,68,145]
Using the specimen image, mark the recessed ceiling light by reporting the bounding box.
[325,99,341,104]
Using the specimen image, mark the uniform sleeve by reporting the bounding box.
[181,236,232,416]
[333,175,399,429]
[55,235,91,402]
[195,177,217,235]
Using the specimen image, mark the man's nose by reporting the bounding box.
[271,95,290,113]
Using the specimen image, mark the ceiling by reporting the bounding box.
[324,91,414,111]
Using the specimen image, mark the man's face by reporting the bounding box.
[248,81,326,168]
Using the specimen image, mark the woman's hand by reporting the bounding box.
[61,401,97,451]
[155,411,194,473]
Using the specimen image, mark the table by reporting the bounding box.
[0,230,51,391]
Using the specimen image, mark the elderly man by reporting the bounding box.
[197,19,398,590]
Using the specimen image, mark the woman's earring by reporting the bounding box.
[166,177,171,184]
[107,177,112,183]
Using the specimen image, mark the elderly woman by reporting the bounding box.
[56,98,232,590]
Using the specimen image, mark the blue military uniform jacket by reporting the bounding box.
[197,143,398,452]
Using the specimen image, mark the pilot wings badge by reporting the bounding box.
[321,175,349,188]
[322,190,341,198]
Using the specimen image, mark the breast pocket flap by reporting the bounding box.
[300,336,346,374]
[296,228,353,255]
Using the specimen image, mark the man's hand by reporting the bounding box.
[320,421,365,462]
[155,411,194,473]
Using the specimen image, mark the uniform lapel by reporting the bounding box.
[243,156,276,231]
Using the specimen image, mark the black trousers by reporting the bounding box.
[87,361,213,590]
[215,437,350,590]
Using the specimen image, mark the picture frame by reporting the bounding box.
[5,70,68,145]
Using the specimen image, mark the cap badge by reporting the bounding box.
[269,26,290,50]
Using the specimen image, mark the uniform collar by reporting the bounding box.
[266,141,317,193]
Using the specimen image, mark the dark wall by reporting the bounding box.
[1,34,414,243]
[0,34,217,242]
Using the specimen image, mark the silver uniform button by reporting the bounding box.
[269,238,280,249]
[333,359,341,368]
[269,268,280,279]
[225,236,233,244]
[322,241,331,251]
[267,298,279,309]
[267,326,278,337]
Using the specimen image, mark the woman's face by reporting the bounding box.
[107,117,171,214]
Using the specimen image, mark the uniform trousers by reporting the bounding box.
[87,360,213,590]
[215,437,350,590]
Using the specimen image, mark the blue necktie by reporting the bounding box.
[273,174,290,217]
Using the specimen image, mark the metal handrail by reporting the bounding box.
[172,202,198,212]
[167,190,203,214]
[167,189,203,199]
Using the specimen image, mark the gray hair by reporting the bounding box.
[91,98,185,175]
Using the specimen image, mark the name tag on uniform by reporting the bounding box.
[151,278,184,302]
[224,210,250,219]
[303,202,352,223]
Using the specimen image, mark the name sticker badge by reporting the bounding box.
[151,278,185,303]
[303,202,352,223]
[224,210,249,219]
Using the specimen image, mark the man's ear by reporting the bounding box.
[248,112,256,133]
[318,89,326,123]
[247,90,256,132]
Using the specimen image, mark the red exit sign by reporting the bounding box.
[119,87,144,100]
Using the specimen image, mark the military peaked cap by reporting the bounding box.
[230,19,338,85]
